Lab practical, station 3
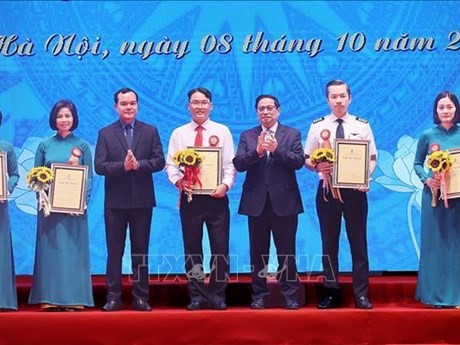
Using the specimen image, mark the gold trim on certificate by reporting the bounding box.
[445,148,460,199]
[189,147,222,195]
[0,152,7,200]
[333,139,370,189]
[49,163,88,214]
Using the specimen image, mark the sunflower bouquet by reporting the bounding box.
[173,149,204,202]
[310,148,335,166]
[26,166,54,216]
[426,149,454,207]
[310,148,343,202]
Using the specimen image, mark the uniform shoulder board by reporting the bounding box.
[355,117,368,124]
[312,117,325,124]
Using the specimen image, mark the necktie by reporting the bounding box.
[336,119,345,139]
[125,124,133,149]
[265,129,274,160]
[265,129,274,139]
[194,125,203,147]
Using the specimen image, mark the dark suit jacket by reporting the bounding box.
[94,119,165,209]
[233,123,304,217]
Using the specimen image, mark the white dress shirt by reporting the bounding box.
[165,119,236,189]
[304,113,377,178]
[304,113,377,155]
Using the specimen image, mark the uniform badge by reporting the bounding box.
[312,117,325,124]
[355,117,369,124]
[209,135,219,147]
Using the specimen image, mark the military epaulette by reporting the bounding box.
[312,117,325,124]
[355,117,368,124]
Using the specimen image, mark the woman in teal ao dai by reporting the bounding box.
[28,100,94,311]
[413,91,460,307]
[0,110,20,310]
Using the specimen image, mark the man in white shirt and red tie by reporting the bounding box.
[165,87,236,310]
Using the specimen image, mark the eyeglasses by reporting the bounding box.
[257,105,278,113]
[190,100,211,107]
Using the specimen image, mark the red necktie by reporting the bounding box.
[194,125,203,147]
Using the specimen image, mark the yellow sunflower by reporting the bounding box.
[173,149,203,167]
[36,169,53,183]
[183,151,197,166]
[323,148,335,162]
[26,166,54,184]
[311,148,335,165]
[428,157,442,172]
[173,152,183,165]
[427,150,454,173]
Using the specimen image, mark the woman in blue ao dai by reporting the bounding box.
[414,91,460,308]
[0,110,20,311]
[28,100,94,311]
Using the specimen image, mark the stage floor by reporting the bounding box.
[2,275,460,344]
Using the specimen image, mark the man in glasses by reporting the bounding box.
[233,94,304,309]
[165,87,236,310]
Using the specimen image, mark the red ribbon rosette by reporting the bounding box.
[429,143,440,153]
[320,129,331,149]
[68,147,82,165]
[208,135,219,147]
[71,147,82,157]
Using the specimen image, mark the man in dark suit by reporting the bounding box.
[233,94,304,309]
[95,87,165,312]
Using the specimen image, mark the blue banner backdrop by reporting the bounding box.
[1,1,459,274]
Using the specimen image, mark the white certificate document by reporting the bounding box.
[50,163,88,214]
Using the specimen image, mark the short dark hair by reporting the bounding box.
[325,79,351,97]
[114,87,138,104]
[188,87,212,102]
[49,100,79,131]
[0,109,2,127]
[433,91,460,124]
[255,94,280,109]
